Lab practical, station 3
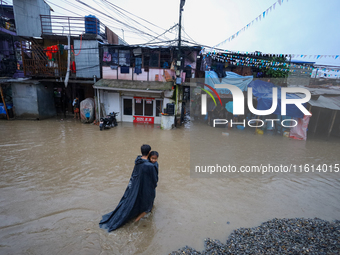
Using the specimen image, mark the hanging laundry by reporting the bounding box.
[120,66,130,74]
[170,60,176,71]
[45,46,52,60]
[70,61,76,74]
[51,45,58,53]
[44,45,59,60]
[134,57,142,75]
[58,44,64,55]
[162,61,169,69]
[103,52,111,62]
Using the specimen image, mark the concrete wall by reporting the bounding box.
[37,85,56,119]
[102,66,176,82]
[11,81,56,119]
[13,0,51,37]
[74,40,101,79]
[11,82,39,119]
[101,91,120,120]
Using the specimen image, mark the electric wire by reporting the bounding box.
[97,0,172,42]
[92,0,152,42]
[147,24,178,44]
[75,0,165,41]
[57,0,137,38]
[98,0,178,42]
[100,0,169,32]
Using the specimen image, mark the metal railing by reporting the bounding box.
[23,59,67,77]
[40,15,106,37]
[22,41,68,78]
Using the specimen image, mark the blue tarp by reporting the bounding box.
[225,101,233,113]
[0,103,13,114]
[248,80,306,118]
[204,71,253,94]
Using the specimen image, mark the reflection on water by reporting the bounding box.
[0,119,339,254]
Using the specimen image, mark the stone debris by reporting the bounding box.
[169,218,340,255]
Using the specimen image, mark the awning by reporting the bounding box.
[93,79,173,94]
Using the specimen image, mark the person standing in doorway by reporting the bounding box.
[73,97,80,119]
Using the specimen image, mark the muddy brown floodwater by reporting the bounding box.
[0,118,339,254]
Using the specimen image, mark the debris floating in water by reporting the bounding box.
[169,218,340,255]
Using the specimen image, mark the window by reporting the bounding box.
[123,98,132,115]
[149,52,159,67]
[143,55,150,67]
[144,99,153,116]
[160,51,171,69]
[134,98,143,115]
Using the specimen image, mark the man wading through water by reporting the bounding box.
[99,144,159,232]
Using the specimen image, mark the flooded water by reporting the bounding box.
[0,118,339,254]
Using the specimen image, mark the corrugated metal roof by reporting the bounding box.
[292,86,340,110]
[307,87,340,96]
[308,95,340,111]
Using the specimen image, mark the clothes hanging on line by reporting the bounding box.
[121,66,130,74]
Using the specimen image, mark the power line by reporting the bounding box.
[45,0,82,17]
[48,0,135,34]
[75,0,165,41]
[92,0,154,42]
[57,0,143,40]
[181,26,198,45]
[47,0,165,44]
[147,23,178,44]
[100,0,168,32]
[96,0,171,42]
[99,0,178,43]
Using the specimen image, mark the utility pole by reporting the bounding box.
[178,0,185,60]
[175,0,185,119]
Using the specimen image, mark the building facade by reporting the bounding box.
[94,45,200,124]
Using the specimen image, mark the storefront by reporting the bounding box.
[122,96,163,124]
[93,80,173,125]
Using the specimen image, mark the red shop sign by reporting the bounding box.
[133,116,154,124]
[134,96,155,100]
[135,98,142,103]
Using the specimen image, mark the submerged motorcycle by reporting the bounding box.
[99,112,119,131]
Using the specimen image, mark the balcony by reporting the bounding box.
[40,15,106,38]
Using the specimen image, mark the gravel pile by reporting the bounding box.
[169,218,340,255]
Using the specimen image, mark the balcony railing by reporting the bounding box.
[23,59,67,78]
[21,41,68,78]
[40,15,106,37]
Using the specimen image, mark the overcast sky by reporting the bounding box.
[6,0,340,66]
